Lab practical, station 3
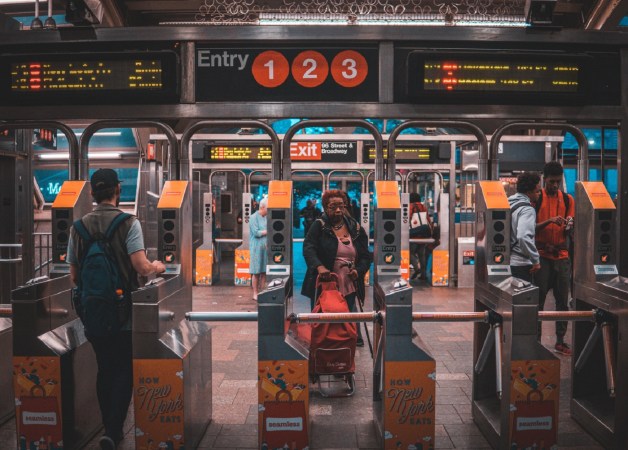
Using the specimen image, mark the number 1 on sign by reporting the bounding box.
[252,51,289,88]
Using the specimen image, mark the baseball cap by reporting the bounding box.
[90,168,120,192]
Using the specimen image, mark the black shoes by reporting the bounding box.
[356,337,364,347]
[99,436,116,450]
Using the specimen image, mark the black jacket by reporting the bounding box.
[301,213,372,301]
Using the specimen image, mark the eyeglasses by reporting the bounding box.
[327,202,346,210]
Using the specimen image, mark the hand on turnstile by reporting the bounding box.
[530,263,541,274]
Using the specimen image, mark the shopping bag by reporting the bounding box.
[262,389,308,449]
[18,384,63,446]
[410,210,432,238]
[511,389,557,448]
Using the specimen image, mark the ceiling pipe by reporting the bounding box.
[44,0,56,29]
[584,0,622,29]
[30,0,43,29]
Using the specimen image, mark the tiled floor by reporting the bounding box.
[1,283,605,449]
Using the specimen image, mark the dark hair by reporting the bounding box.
[516,172,541,194]
[92,186,117,204]
[543,161,564,178]
[409,192,422,203]
[321,189,348,210]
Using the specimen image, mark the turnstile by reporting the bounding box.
[11,180,99,450]
[571,181,628,449]
[132,180,212,449]
[0,307,13,424]
[472,181,560,449]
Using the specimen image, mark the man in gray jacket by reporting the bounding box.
[508,172,542,282]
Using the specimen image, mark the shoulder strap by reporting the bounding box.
[104,213,132,240]
[562,191,570,214]
[73,219,92,243]
[511,201,532,215]
[534,191,543,213]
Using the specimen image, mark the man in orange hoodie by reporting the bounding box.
[535,162,575,355]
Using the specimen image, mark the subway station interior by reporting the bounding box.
[0,0,627,449]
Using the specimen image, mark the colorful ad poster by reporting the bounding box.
[509,359,560,449]
[431,250,449,286]
[383,361,436,450]
[195,248,214,286]
[400,249,410,281]
[13,356,64,450]
[134,359,185,450]
[259,360,309,450]
[235,248,252,286]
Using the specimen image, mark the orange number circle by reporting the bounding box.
[291,51,329,88]
[331,50,368,88]
[252,51,289,88]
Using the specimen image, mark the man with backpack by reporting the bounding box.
[409,192,433,281]
[508,172,542,283]
[534,161,575,356]
[67,169,165,450]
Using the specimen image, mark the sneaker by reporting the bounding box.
[99,436,116,450]
[356,337,364,347]
[554,342,572,356]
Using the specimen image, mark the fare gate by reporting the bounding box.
[125,119,214,450]
[570,181,628,449]
[0,304,11,424]
[472,181,560,450]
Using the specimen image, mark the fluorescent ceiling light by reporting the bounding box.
[38,152,123,160]
[73,131,123,137]
[0,0,48,4]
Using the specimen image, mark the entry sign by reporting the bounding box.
[196,46,378,102]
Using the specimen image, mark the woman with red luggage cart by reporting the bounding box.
[301,190,372,346]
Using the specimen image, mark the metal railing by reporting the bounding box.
[33,232,52,277]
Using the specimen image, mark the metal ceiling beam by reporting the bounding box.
[124,1,202,11]
[584,0,627,29]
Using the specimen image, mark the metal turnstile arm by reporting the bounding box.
[575,323,602,373]
[186,311,258,322]
[474,324,495,375]
[601,322,616,398]
[494,324,503,400]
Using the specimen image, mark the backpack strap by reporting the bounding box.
[534,190,570,217]
[104,212,132,240]
[73,219,92,243]
[562,191,570,214]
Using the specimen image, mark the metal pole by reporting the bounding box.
[489,122,589,182]
[282,120,383,181]
[186,311,258,322]
[494,323,503,399]
[80,121,178,180]
[601,322,616,398]
[292,312,379,324]
[538,310,597,321]
[412,311,488,322]
[474,326,496,374]
[575,324,602,373]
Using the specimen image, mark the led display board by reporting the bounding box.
[363,144,435,163]
[0,51,179,105]
[400,51,614,105]
[207,144,273,162]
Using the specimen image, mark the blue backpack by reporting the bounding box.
[72,213,131,338]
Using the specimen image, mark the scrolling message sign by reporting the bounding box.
[196,46,378,101]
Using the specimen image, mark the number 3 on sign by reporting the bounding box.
[252,51,290,88]
[331,50,368,88]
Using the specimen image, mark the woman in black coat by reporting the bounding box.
[301,190,372,345]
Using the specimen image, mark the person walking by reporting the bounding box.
[508,172,542,283]
[408,192,433,282]
[534,161,575,355]
[249,197,268,301]
[67,169,165,450]
[302,190,372,346]
[300,199,321,236]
